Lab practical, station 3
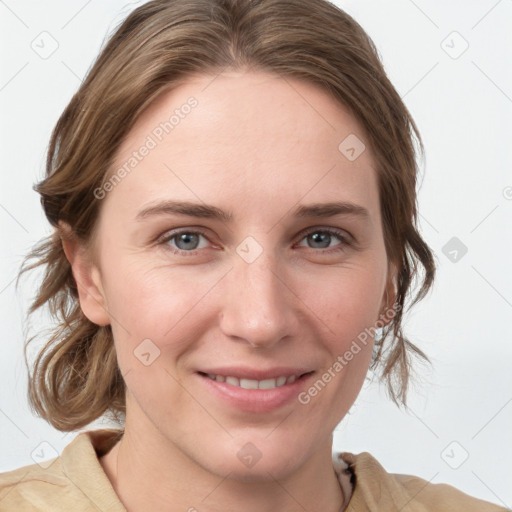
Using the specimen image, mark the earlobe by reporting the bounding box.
[59,222,110,326]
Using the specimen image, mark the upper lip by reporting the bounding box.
[197,366,314,380]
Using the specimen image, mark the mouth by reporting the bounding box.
[196,369,315,412]
[197,371,314,390]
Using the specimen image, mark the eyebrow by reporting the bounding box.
[135,200,370,222]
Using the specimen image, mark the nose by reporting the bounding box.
[218,252,300,349]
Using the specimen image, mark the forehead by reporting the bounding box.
[108,70,379,221]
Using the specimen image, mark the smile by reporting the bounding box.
[203,373,302,389]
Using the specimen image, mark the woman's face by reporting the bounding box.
[79,70,396,480]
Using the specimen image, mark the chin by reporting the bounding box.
[200,436,309,482]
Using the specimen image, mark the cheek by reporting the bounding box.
[299,263,386,339]
[101,247,385,365]
[100,257,227,354]
[101,263,212,409]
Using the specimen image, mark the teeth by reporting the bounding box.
[240,378,259,389]
[225,376,239,386]
[204,373,302,389]
[258,378,277,389]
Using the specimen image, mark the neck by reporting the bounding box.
[100,423,350,512]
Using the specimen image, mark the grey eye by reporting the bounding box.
[298,230,345,250]
[307,232,333,248]
[166,232,209,252]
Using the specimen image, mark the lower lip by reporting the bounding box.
[197,372,314,413]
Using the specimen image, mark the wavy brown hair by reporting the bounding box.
[18,0,436,432]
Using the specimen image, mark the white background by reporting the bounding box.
[0,0,511,507]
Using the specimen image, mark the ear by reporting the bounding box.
[378,260,399,328]
[59,222,110,326]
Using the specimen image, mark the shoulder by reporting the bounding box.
[0,456,70,511]
[392,472,507,511]
[0,429,125,512]
[336,451,508,511]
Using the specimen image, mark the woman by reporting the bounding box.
[0,0,506,510]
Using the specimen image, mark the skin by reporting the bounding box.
[62,70,397,512]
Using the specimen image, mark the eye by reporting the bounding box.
[297,228,350,252]
[156,227,352,256]
[158,229,211,255]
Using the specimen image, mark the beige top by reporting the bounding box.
[0,429,506,511]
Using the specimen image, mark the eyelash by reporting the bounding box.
[155,227,352,257]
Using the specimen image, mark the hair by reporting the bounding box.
[18,0,436,432]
